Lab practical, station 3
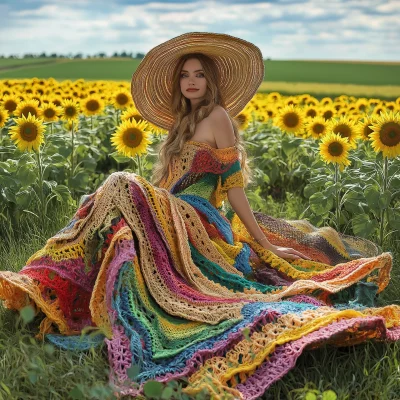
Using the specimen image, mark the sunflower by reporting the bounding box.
[60,99,80,121]
[80,95,105,117]
[8,113,45,152]
[355,115,377,141]
[39,102,62,123]
[111,90,133,110]
[273,104,306,135]
[319,132,351,168]
[355,98,369,114]
[320,97,334,107]
[15,99,40,118]
[372,103,385,117]
[369,110,400,158]
[266,92,282,103]
[121,106,145,123]
[319,106,336,121]
[329,115,360,149]
[111,119,152,158]
[0,108,9,128]
[234,109,252,131]
[0,94,20,114]
[305,116,331,139]
[303,105,318,119]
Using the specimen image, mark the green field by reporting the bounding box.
[0,58,399,86]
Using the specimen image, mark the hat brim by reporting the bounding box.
[131,32,265,130]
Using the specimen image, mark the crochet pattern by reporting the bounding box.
[0,140,399,399]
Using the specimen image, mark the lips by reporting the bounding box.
[187,89,199,92]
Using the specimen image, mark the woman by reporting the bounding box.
[0,32,398,400]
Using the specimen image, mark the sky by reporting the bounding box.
[0,0,399,61]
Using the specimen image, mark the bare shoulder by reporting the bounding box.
[209,105,236,148]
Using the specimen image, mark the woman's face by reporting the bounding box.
[180,58,207,104]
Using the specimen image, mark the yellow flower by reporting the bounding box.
[80,95,105,116]
[110,90,133,110]
[60,99,80,121]
[329,115,360,149]
[15,99,40,118]
[355,115,377,141]
[9,113,45,152]
[303,105,318,119]
[0,94,20,115]
[305,116,331,139]
[39,102,62,123]
[369,110,400,158]
[120,106,145,123]
[273,104,306,135]
[0,108,9,128]
[111,119,152,158]
[234,109,252,131]
[319,132,351,168]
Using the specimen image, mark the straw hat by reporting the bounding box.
[131,32,265,130]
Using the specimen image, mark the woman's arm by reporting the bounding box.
[227,187,311,260]
[227,187,274,249]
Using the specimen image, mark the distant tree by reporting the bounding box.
[39,52,47,58]
[98,52,107,58]
[135,52,145,59]
[73,53,83,59]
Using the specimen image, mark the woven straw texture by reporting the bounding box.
[131,32,265,130]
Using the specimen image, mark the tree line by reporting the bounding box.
[0,52,146,59]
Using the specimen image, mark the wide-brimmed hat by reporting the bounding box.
[131,32,265,130]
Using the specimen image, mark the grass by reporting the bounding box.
[0,196,399,400]
[1,58,399,85]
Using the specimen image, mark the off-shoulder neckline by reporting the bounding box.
[185,140,238,151]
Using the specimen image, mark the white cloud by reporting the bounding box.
[0,0,399,61]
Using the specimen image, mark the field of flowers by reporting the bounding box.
[0,77,399,399]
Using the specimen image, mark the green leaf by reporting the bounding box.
[49,153,66,166]
[364,185,380,210]
[16,164,37,187]
[161,386,174,399]
[15,189,33,208]
[378,190,392,210]
[110,152,132,164]
[68,385,84,400]
[352,214,378,238]
[143,380,164,398]
[20,305,35,324]
[0,382,11,395]
[127,364,141,380]
[281,138,301,157]
[322,390,337,400]
[309,192,334,216]
[305,392,317,400]
[51,185,72,203]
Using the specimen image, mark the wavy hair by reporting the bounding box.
[150,52,253,188]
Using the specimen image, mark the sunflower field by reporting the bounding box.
[0,77,400,398]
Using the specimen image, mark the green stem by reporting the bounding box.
[50,122,53,135]
[379,156,389,246]
[334,163,341,232]
[0,127,3,162]
[136,154,143,176]
[91,116,93,130]
[70,121,75,195]
[36,148,45,228]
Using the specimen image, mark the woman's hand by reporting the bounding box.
[261,242,311,261]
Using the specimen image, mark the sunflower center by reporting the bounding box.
[0,115,3,124]
[65,106,77,117]
[86,100,100,112]
[328,142,343,157]
[306,109,317,118]
[283,112,299,128]
[122,128,143,148]
[21,106,37,117]
[323,110,333,119]
[116,94,129,106]
[380,122,400,147]
[333,124,351,139]
[313,123,325,135]
[44,108,56,118]
[364,125,373,139]
[5,100,17,113]
[21,122,38,142]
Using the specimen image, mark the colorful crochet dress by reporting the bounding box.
[0,140,399,399]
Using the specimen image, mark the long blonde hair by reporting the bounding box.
[150,52,253,188]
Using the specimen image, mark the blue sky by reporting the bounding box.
[0,0,399,61]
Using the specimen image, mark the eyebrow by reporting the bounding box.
[181,69,204,72]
